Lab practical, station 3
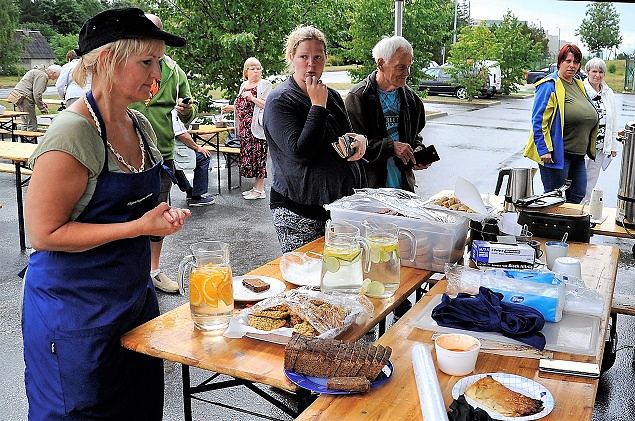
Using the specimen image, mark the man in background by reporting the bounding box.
[345,36,429,318]
[8,65,61,130]
[56,49,90,107]
[345,36,428,192]
[129,13,198,293]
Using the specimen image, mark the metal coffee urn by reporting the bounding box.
[617,121,635,228]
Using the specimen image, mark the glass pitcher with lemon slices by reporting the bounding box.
[361,220,417,298]
[178,241,233,331]
[320,221,369,294]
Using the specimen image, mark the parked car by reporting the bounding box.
[526,63,587,84]
[418,62,501,99]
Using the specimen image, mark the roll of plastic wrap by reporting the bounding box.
[412,344,449,421]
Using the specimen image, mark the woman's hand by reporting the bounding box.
[241,91,255,102]
[221,104,234,114]
[305,75,327,107]
[347,134,367,162]
[540,152,553,164]
[139,202,191,237]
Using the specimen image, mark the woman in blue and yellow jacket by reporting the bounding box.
[524,44,598,204]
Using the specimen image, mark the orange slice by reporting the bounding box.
[202,279,219,307]
[219,281,233,306]
[190,281,203,307]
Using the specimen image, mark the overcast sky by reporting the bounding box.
[468,0,635,54]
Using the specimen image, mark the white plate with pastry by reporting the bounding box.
[452,373,554,420]
[233,276,286,302]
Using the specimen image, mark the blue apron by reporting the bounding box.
[22,92,164,420]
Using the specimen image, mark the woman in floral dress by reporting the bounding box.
[222,57,272,199]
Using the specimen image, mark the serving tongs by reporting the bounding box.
[514,180,571,210]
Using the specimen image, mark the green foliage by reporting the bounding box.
[50,33,78,64]
[156,0,299,111]
[491,11,542,94]
[447,25,496,100]
[0,0,22,75]
[346,0,454,87]
[576,2,622,56]
[19,0,105,35]
[608,63,617,74]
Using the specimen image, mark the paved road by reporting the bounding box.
[1,95,634,420]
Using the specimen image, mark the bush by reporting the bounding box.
[608,63,617,74]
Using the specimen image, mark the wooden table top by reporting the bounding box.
[0,111,28,117]
[188,125,235,135]
[0,141,37,162]
[437,189,630,239]
[121,237,434,392]
[296,240,619,421]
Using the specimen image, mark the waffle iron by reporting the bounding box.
[514,181,570,210]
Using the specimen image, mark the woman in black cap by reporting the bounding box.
[22,8,190,420]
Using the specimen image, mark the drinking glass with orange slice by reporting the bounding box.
[178,241,233,331]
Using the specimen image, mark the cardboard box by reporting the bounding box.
[471,240,534,269]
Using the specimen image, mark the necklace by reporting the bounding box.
[83,96,146,173]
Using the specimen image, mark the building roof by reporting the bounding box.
[15,30,55,60]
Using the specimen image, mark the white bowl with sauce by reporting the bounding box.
[434,333,481,376]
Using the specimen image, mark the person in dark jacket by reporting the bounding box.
[345,36,428,192]
[263,25,367,253]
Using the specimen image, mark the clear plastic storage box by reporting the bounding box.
[326,206,469,272]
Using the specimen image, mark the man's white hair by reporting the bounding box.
[585,57,606,73]
[46,64,62,75]
[372,36,413,63]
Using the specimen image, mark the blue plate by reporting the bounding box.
[284,360,394,395]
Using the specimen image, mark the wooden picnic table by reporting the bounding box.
[297,240,619,421]
[0,141,37,251]
[121,237,435,420]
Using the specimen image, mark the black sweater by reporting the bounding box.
[263,77,365,218]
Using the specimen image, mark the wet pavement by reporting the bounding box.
[1,94,635,420]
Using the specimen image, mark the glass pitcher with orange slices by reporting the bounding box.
[178,241,233,331]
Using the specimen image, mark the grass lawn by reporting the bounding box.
[0,75,20,87]
[604,60,625,93]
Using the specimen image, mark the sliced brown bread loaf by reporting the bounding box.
[355,345,378,378]
[327,377,370,393]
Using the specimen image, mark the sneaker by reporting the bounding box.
[242,189,254,197]
[153,272,179,293]
[244,189,266,200]
[188,195,216,207]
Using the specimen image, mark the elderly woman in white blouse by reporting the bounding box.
[583,57,619,203]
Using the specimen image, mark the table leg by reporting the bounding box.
[416,286,423,302]
[182,364,193,421]
[15,162,26,251]
[378,318,386,336]
[296,388,314,414]
[215,135,221,195]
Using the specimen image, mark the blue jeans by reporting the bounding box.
[539,153,587,204]
[174,152,210,197]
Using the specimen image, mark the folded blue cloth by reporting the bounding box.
[432,286,546,350]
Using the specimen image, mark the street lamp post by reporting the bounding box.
[395,0,404,36]
[453,0,458,44]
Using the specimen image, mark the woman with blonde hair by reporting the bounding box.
[222,57,272,199]
[263,25,367,252]
[22,8,190,419]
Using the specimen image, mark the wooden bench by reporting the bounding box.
[0,162,33,176]
[13,130,45,143]
[612,293,635,316]
[202,144,242,191]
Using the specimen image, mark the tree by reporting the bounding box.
[447,24,498,100]
[50,33,79,64]
[492,12,543,94]
[346,0,454,86]
[0,0,22,75]
[576,2,622,58]
[156,0,299,111]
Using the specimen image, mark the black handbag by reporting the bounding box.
[518,210,591,243]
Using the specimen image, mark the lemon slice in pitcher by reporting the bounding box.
[323,256,340,273]
[366,281,386,297]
